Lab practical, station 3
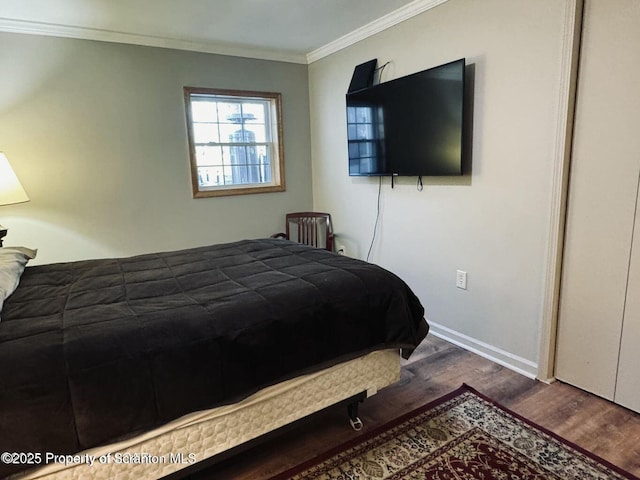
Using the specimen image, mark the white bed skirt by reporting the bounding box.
[14,349,401,480]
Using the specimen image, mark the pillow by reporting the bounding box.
[0,247,37,320]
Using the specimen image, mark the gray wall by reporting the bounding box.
[0,33,312,264]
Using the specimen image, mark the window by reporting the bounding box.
[346,104,385,175]
[184,87,285,197]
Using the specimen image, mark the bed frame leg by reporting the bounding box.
[347,400,363,431]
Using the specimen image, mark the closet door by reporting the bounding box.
[612,1,640,412]
[555,0,640,402]
[615,197,640,411]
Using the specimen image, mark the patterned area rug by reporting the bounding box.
[270,384,638,480]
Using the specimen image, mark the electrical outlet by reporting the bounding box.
[456,270,467,290]
[337,245,347,256]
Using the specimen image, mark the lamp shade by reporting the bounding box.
[0,153,29,206]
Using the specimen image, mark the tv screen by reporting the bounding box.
[346,58,465,177]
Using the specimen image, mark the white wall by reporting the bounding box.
[0,33,313,264]
[309,0,571,373]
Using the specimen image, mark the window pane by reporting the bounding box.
[220,123,246,142]
[360,158,374,174]
[230,164,263,184]
[222,164,234,185]
[217,102,242,124]
[191,100,219,123]
[195,146,223,167]
[356,107,372,123]
[256,145,269,163]
[229,145,248,166]
[256,145,271,182]
[356,124,373,140]
[244,124,266,143]
[193,123,220,144]
[359,141,375,157]
[240,128,256,143]
[242,103,266,123]
[347,106,356,123]
[348,142,359,158]
[198,166,225,187]
[221,145,232,166]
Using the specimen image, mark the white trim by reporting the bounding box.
[537,0,583,383]
[428,321,538,379]
[0,0,449,65]
[0,17,308,64]
[306,0,449,63]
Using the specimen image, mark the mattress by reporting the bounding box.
[12,349,401,480]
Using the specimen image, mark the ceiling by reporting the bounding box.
[0,0,447,64]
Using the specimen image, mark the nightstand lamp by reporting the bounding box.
[0,152,29,247]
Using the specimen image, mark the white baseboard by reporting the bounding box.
[427,320,538,379]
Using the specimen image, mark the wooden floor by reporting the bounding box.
[186,336,640,479]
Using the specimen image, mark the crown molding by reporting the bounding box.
[0,0,449,65]
[306,0,449,64]
[0,17,308,64]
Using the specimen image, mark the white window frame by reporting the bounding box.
[184,87,285,198]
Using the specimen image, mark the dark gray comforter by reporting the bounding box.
[0,239,427,477]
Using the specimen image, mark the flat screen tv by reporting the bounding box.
[346,58,465,177]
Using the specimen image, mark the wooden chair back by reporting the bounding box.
[284,212,334,252]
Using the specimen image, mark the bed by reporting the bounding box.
[0,238,428,479]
